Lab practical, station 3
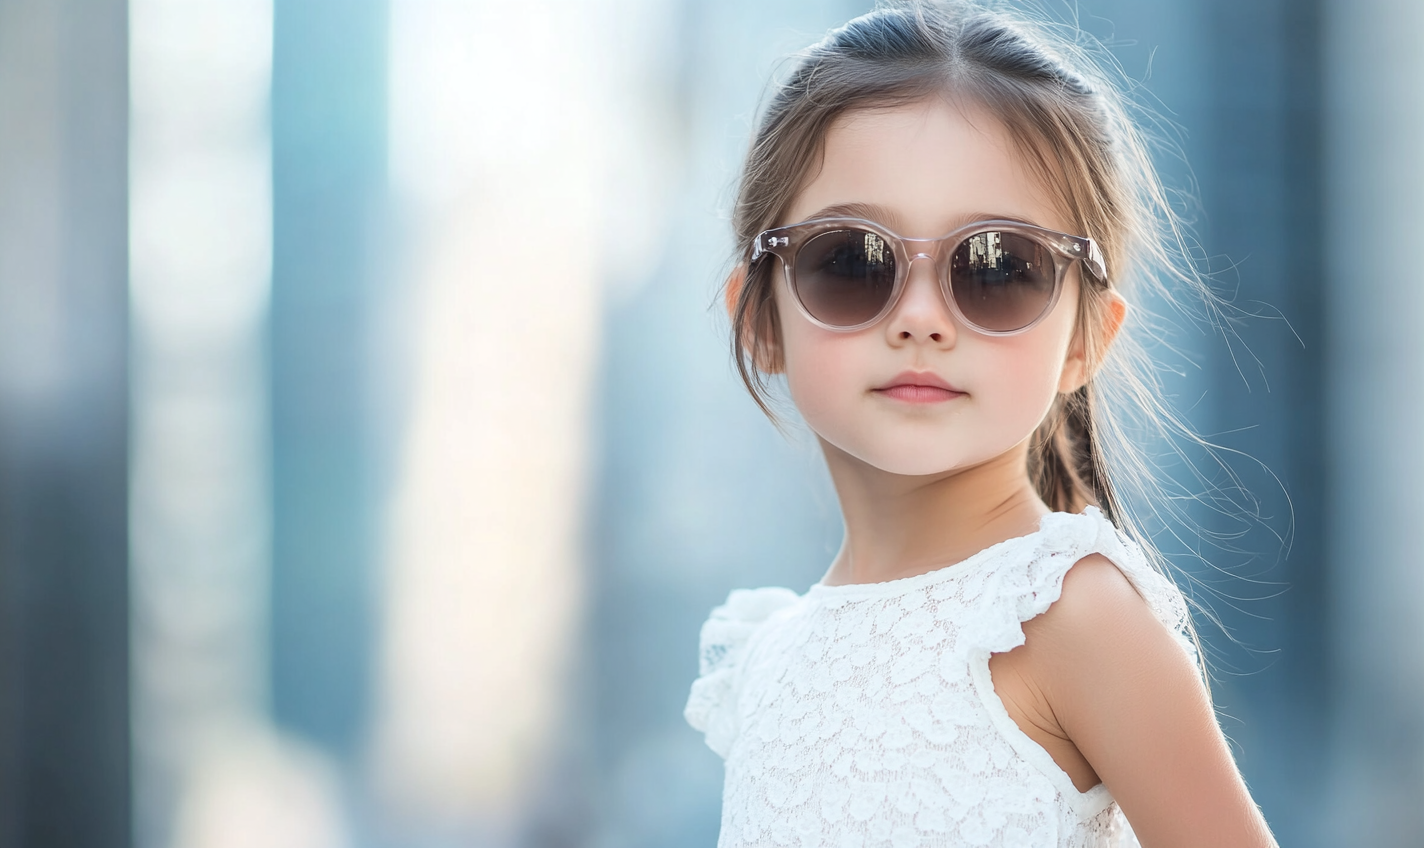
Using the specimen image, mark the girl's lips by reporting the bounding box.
[872,371,965,403]
[875,384,964,403]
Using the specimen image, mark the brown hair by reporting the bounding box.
[727,1,1226,663]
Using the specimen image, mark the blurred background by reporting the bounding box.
[0,0,1420,846]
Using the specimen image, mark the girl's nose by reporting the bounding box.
[884,253,957,346]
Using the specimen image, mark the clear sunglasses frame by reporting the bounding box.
[750,216,1109,335]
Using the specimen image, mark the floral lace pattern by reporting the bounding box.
[684,508,1192,848]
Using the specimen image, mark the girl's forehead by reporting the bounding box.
[786,98,1069,237]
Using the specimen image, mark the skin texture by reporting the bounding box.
[747,97,1277,847]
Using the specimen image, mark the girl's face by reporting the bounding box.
[774,97,1091,478]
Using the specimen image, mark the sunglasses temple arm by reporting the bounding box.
[1084,239,1107,283]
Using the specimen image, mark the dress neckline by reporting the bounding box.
[804,509,1096,600]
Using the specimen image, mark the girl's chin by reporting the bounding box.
[830,446,983,478]
[868,460,972,478]
[815,433,1027,479]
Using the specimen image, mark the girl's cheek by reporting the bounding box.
[992,340,1073,434]
[781,329,867,437]
[783,337,847,420]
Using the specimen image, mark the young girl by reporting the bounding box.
[683,2,1279,846]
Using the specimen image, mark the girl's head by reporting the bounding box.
[728,0,1188,521]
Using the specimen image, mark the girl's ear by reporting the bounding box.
[1058,290,1128,393]
[724,265,746,322]
[725,265,784,374]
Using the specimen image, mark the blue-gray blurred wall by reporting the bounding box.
[0,1,129,847]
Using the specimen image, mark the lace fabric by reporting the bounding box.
[684,508,1193,848]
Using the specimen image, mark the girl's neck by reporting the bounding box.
[818,440,1051,587]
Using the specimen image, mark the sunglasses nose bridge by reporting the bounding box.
[898,234,948,275]
[892,250,956,322]
[901,251,944,290]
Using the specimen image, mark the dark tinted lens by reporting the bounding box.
[793,229,897,328]
[949,231,1055,332]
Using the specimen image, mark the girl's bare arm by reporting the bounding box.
[1020,555,1278,848]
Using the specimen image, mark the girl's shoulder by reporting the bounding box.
[1015,507,1193,652]
[972,507,1196,666]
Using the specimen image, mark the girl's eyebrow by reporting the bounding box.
[805,201,905,229]
[805,201,1043,233]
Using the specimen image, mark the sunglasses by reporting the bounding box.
[751,217,1108,334]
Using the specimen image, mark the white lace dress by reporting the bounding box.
[684,508,1195,848]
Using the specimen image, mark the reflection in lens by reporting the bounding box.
[794,229,896,328]
[950,231,1054,332]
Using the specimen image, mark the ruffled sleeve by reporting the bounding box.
[684,586,801,758]
[966,507,1197,664]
